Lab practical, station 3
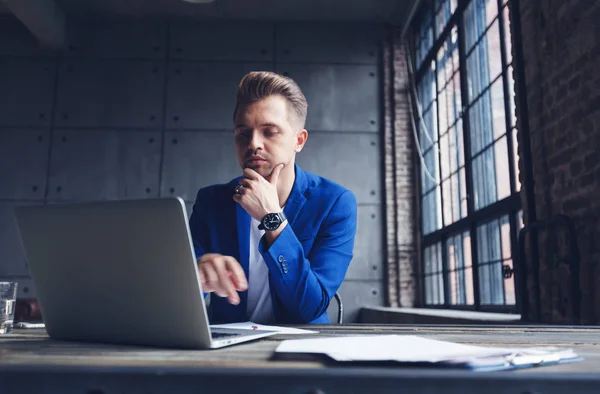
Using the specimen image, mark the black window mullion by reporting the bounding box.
[433,48,448,305]
[497,218,507,305]
[456,2,481,310]
[422,193,521,246]
[441,234,450,307]
[508,208,520,306]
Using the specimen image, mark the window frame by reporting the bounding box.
[410,0,523,313]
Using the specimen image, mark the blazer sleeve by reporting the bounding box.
[258,189,358,323]
[188,189,209,260]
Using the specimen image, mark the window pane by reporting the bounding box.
[459,168,468,218]
[466,19,502,102]
[440,132,450,180]
[464,0,497,52]
[472,136,510,210]
[453,170,466,222]
[477,218,504,305]
[469,86,494,156]
[425,276,433,303]
[434,242,443,272]
[432,274,441,304]
[439,85,449,135]
[422,187,442,234]
[490,78,507,141]
[494,136,511,201]
[447,232,474,305]
[422,145,439,192]
[442,169,467,226]
[437,26,460,114]
[469,77,505,157]
[437,46,448,92]
[464,0,499,53]
[446,126,456,175]
[419,108,435,152]
[450,72,462,126]
[424,243,445,305]
[424,245,433,274]
[485,0,499,27]
[415,10,434,67]
[447,121,465,173]
[435,0,458,39]
[506,65,517,128]
[500,215,512,260]
[502,5,513,65]
[456,118,465,168]
[418,64,437,113]
[464,231,472,268]
[477,216,515,305]
[442,178,452,225]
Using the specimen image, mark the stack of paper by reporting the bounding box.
[274,335,581,371]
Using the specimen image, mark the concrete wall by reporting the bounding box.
[0,16,387,322]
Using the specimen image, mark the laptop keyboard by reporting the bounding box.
[211,331,242,339]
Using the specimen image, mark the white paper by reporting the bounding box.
[275,335,523,362]
[211,321,318,335]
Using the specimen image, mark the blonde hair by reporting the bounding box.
[233,71,308,129]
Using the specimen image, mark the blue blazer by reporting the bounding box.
[188,164,358,324]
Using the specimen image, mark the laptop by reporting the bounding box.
[13,197,278,349]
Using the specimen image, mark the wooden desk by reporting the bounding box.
[1,324,600,393]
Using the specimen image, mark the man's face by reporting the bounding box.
[234,95,307,179]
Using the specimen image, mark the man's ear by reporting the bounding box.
[295,129,308,152]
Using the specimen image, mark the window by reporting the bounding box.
[411,0,522,312]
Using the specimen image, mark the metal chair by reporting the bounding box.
[332,292,343,324]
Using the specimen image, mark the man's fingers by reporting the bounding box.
[243,168,260,180]
[238,178,252,188]
[213,259,240,305]
[197,254,247,305]
[199,264,218,293]
[225,257,248,291]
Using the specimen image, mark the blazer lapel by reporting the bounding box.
[283,164,308,227]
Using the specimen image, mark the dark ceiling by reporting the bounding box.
[0,0,419,25]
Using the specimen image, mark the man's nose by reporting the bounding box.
[248,131,263,150]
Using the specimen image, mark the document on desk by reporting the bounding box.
[211,321,319,334]
[274,335,581,371]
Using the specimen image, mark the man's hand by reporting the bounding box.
[197,253,248,305]
[233,163,284,221]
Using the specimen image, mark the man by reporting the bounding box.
[188,71,357,324]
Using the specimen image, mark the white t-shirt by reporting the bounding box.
[246,217,275,323]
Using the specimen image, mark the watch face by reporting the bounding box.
[263,213,281,230]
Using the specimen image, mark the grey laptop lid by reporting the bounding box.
[13,197,221,349]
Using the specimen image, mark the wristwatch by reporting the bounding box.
[258,211,287,231]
